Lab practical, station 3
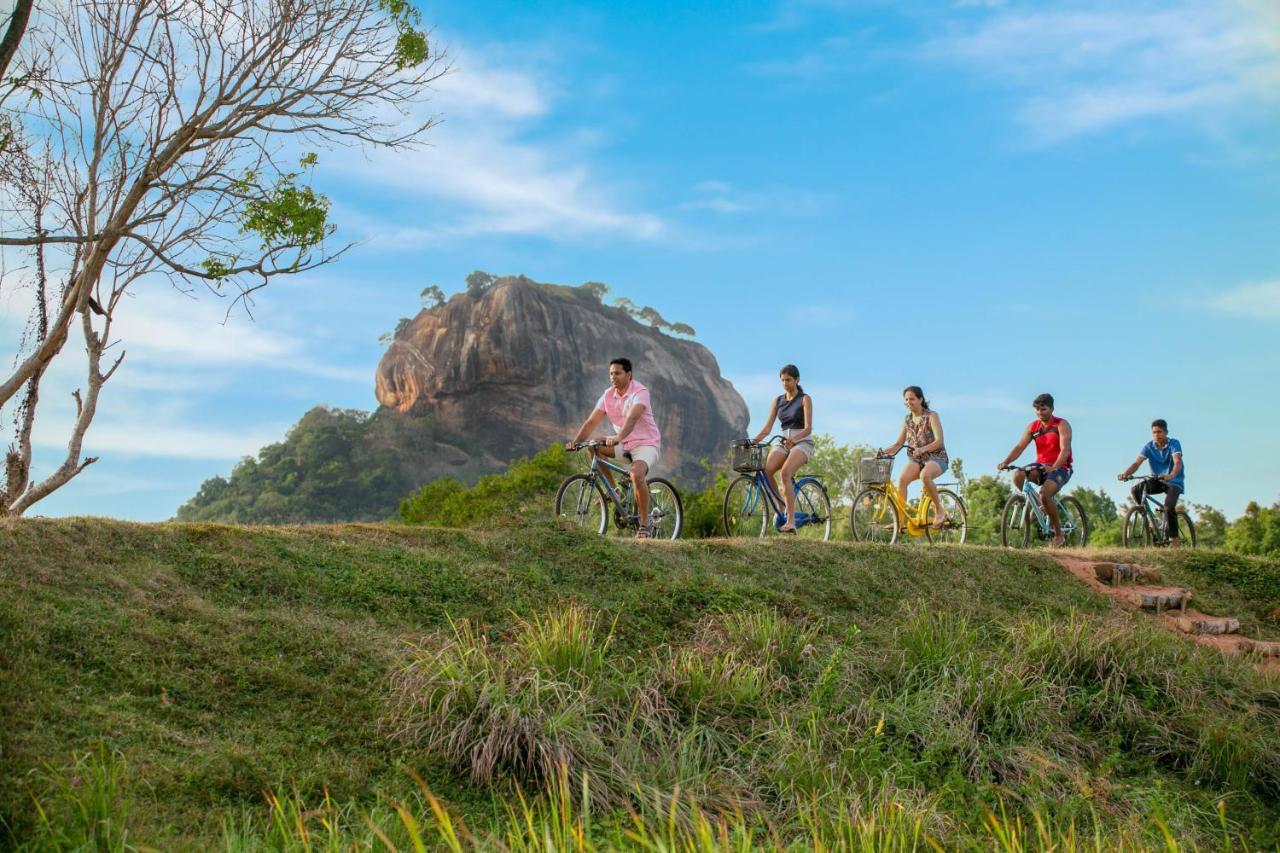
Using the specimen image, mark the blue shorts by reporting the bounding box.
[1038,467,1072,487]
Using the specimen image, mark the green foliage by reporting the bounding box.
[577,281,609,301]
[1193,502,1229,549]
[1070,485,1121,546]
[199,255,235,281]
[609,295,697,338]
[240,160,333,254]
[1225,500,1280,555]
[379,315,412,345]
[962,474,1013,545]
[378,0,431,69]
[399,444,576,527]
[16,746,133,852]
[421,284,446,309]
[465,270,497,298]
[808,433,874,505]
[176,406,484,523]
[680,468,733,538]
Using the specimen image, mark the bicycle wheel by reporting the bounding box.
[722,476,767,537]
[999,494,1032,548]
[1121,505,1152,548]
[645,477,683,540]
[925,489,968,544]
[793,478,832,542]
[850,486,899,543]
[1177,510,1196,548]
[1058,496,1089,547]
[554,474,607,535]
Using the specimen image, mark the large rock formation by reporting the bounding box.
[376,277,749,485]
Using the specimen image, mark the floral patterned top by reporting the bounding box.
[904,410,947,465]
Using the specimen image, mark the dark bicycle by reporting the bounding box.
[998,463,1089,548]
[1120,475,1196,548]
[556,440,683,539]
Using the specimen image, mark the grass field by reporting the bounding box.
[2,519,1278,850]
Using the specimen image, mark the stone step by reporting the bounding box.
[1236,638,1280,658]
[1125,587,1190,612]
[1092,562,1162,585]
[1174,615,1239,636]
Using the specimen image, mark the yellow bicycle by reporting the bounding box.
[849,450,968,544]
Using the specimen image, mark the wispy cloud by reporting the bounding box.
[1205,280,1280,319]
[333,40,663,246]
[922,0,1280,143]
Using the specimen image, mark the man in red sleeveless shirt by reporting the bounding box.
[997,393,1074,547]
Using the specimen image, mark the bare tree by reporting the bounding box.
[0,0,446,516]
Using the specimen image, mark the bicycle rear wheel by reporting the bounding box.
[850,486,898,543]
[554,474,607,535]
[723,476,767,537]
[1000,494,1031,548]
[793,478,831,542]
[646,477,683,540]
[1121,505,1152,548]
[1177,510,1197,548]
[925,489,968,544]
[1058,496,1089,547]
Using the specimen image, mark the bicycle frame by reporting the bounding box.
[582,452,641,524]
[1131,478,1182,544]
[737,467,825,530]
[1017,477,1078,538]
[868,479,943,537]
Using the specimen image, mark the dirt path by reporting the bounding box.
[1050,554,1280,676]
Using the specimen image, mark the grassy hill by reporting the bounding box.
[2,519,1279,850]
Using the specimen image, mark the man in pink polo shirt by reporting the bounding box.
[565,357,662,537]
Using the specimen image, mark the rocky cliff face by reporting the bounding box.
[376,277,749,485]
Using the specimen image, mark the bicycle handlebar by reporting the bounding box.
[1001,462,1045,473]
[565,439,609,451]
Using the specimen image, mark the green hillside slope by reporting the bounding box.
[2,520,1278,850]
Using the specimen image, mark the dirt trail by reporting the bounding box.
[1051,554,1280,676]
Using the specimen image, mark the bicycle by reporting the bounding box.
[721,436,832,540]
[998,463,1088,548]
[1120,475,1197,548]
[849,449,968,544]
[555,440,683,539]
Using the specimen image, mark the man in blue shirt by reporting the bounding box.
[1117,418,1185,546]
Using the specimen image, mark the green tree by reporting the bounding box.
[579,281,609,302]
[465,270,496,298]
[1191,503,1228,549]
[379,317,412,345]
[1226,501,1271,555]
[1070,486,1121,546]
[421,285,445,310]
[670,322,697,337]
[964,475,1014,545]
[399,444,576,526]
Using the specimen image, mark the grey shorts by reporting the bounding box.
[620,445,660,472]
[777,429,814,460]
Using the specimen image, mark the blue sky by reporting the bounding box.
[3,0,1279,520]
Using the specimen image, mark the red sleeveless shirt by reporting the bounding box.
[1029,416,1072,469]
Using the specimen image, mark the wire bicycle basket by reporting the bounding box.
[859,455,894,485]
[731,439,766,474]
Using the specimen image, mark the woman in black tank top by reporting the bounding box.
[751,364,814,533]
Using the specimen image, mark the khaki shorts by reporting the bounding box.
[777,429,814,460]
[620,445,660,472]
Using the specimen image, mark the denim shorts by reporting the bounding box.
[909,453,948,475]
[1039,466,1072,487]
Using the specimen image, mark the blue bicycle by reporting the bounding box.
[999,463,1089,548]
[722,436,832,540]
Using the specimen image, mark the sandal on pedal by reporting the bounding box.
[779,522,798,534]
[634,525,653,540]
[930,516,948,531]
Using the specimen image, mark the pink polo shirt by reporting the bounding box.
[595,379,661,451]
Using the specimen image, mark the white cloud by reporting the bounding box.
[923,0,1280,143]
[332,41,663,245]
[1206,280,1280,319]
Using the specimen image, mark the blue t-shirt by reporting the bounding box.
[1141,438,1185,491]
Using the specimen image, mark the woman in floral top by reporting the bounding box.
[881,386,950,529]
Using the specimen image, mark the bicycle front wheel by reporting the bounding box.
[794,478,832,542]
[722,475,767,537]
[1121,505,1152,548]
[850,486,899,543]
[646,477,683,540]
[554,474,607,535]
[925,489,968,544]
[1058,496,1089,547]
[1000,494,1031,548]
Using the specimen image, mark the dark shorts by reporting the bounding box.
[1039,467,1072,488]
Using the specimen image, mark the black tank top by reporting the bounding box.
[777,394,806,430]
